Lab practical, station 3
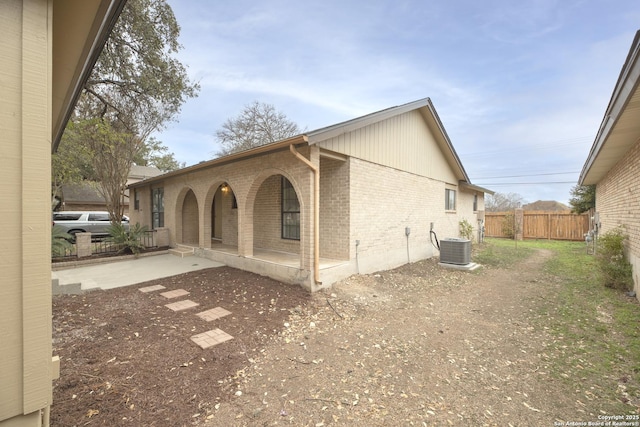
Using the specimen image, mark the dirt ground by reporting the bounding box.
[52,249,633,426]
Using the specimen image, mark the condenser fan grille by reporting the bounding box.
[440,238,471,265]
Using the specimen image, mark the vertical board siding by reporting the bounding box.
[485,211,590,241]
[317,110,457,184]
[0,1,25,418]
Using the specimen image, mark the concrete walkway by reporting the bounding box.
[52,253,224,291]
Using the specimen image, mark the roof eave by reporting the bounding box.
[579,29,640,185]
[423,99,470,183]
[129,134,308,188]
[307,97,471,183]
[306,97,432,143]
[459,181,494,195]
[52,0,127,152]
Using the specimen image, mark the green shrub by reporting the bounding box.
[502,212,515,239]
[52,225,73,257]
[596,227,633,291]
[459,219,474,241]
[107,222,148,255]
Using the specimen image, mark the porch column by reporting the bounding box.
[200,195,211,249]
[294,145,319,286]
[237,202,253,257]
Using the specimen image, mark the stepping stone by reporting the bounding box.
[191,329,233,349]
[196,307,231,322]
[165,300,199,312]
[139,284,166,293]
[160,289,189,299]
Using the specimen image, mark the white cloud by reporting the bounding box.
[160,0,640,204]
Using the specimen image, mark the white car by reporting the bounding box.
[52,211,129,238]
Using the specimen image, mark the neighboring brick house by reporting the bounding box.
[579,30,640,296]
[58,165,163,213]
[129,98,492,291]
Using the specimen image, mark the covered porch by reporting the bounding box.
[172,242,353,290]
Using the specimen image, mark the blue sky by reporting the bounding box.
[157,0,640,205]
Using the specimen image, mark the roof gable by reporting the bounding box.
[308,98,470,183]
[130,98,487,192]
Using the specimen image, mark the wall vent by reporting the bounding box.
[440,238,471,265]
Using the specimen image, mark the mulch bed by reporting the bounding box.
[51,266,311,426]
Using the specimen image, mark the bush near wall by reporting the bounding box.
[596,227,633,291]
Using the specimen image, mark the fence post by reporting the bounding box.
[76,232,92,258]
[515,208,524,241]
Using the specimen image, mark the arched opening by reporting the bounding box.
[207,182,238,248]
[181,189,199,245]
[252,173,301,257]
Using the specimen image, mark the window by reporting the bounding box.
[473,194,478,212]
[152,187,164,228]
[281,177,300,240]
[53,213,81,221]
[88,213,110,221]
[445,189,456,211]
[134,189,140,210]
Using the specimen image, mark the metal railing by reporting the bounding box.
[52,230,158,260]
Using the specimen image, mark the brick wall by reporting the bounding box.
[129,146,315,267]
[348,158,481,274]
[596,138,640,292]
[129,146,486,287]
[319,157,350,260]
[181,189,199,244]
[221,190,239,246]
[253,174,300,253]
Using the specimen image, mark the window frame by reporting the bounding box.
[281,177,300,240]
[134,188,140,210]
[473,194,478,212]
[151,187,164,229]
[445,188,457,211]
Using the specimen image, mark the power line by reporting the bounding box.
[475,181,577,185]
[459,136,592,159]
[473,171,579,179]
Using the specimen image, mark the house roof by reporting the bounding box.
[129,165,164,180]
[130,98,487,193]
[61,182,105,204]
[52,0,127,152]
[579,30,640,185]
[307,97,472,184]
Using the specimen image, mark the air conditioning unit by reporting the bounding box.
[440,238,471,265]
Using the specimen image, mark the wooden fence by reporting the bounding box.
[485,210,590,241]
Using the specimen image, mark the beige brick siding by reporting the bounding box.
[348,158,482,274]
[129,145,484,288]
[220,190,239,246]
[130,146,315,267]
[319,157,350,260]
[254,175,300,253]
[181,190,199,244]
[596,138,640,292]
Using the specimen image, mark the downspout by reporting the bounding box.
[289,144,321,285]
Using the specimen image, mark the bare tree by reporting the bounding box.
[215,101,302,157]
[485,192,526,212]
